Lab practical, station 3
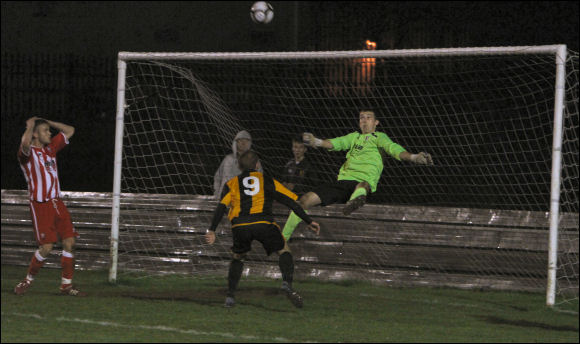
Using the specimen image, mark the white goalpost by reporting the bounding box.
[110,46,578,308]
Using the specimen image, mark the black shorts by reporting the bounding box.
[311,180,360,206]
[231,222,285,256]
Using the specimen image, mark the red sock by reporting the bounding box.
[61,251,74,287]
[26,250,46,280]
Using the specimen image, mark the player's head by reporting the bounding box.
[32,119,51,145]
[291,135,307,160]
[359,110,379,134]
[238,150,260,171]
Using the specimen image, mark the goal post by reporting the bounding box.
[546,45,567,307]
[109,58,127,283]
[110,45,578,308]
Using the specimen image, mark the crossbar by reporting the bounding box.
[119,45,565,61]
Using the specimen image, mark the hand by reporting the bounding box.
[26,116,39,129]
[205,231,216,244]
[302,132,315,146]
[303,132,322,148]
[410,152,433,165]
[307,221,321,236]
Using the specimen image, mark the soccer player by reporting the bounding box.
[205,150,320,308]
[14,116,86,296]
[282,109,433,240]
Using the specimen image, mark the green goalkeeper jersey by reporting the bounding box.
[328,131,406,192]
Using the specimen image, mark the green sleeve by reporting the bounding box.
[377,132,407,161]
[328,132,358,151]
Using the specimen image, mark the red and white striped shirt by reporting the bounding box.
[18,132,69,202]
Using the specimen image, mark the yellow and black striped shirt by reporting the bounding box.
[209,170,313,230]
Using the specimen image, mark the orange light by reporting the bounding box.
[365,40,377,50]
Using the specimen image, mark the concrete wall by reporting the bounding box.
[3,189,578,292]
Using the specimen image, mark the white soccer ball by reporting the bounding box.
[250,1,274,24]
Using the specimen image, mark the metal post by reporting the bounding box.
[109,57,127,283]
[546,45,567,306]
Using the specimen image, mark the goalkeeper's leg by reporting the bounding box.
[343,181,370,215]
[282,192,321,240]
[282,211,303,240]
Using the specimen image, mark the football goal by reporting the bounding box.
[111,46,578,308]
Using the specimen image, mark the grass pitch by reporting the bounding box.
[1,265,578,342]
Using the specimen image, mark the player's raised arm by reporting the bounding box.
[20,116,39,156]
[399,151,434,165]
[47,119,75,140]
[302,132,333,150]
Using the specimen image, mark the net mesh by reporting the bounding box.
[116,49,578,306]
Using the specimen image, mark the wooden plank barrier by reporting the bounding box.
[2,189,578,292]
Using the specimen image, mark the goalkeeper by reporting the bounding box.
[282,110,433,240]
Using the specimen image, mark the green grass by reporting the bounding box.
[1,265,578,343]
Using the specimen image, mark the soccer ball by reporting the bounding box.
[250,1,274,24]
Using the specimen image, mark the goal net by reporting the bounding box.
[111,47,578,308]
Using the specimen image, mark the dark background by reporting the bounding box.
[1,1,579,198]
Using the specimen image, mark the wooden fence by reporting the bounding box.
[2,189,578,293]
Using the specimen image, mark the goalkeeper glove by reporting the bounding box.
[410,152,433,165]
[303,132,323,148]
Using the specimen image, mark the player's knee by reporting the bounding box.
[297,195,309,208]
[299,192,319,209]
[277,243,292,256]
[38,244,53,257]
[358,181,370,193]
[62,238,75,252]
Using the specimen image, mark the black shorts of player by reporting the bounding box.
[231,222,285,256]
[311,180,360,206]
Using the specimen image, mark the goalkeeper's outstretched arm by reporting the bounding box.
[303,132,434,165]
[302,132,333,149]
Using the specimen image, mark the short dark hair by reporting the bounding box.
[292,135,304,144]
[238,150,259,171]
[33,119,49,132]
[359,109,376,119]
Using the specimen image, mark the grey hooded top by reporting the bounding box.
[213,130,263,199]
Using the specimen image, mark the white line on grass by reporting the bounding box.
[3,312,315,343]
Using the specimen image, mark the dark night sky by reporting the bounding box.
[2,1,578,54]
[1,1,579,194]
